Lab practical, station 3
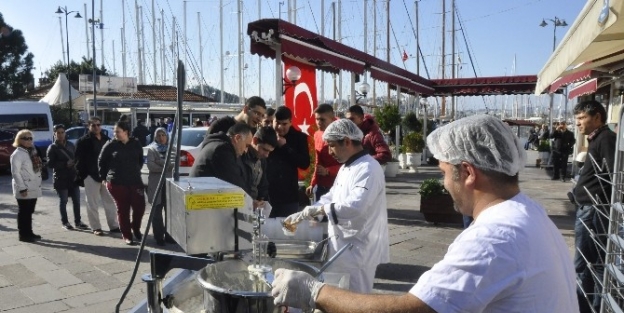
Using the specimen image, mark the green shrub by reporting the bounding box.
[418,178,448,199]
[402,132,425,153]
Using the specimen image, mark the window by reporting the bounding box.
[0,114,49,132]
[180,129,206,147]
[0,130,15,142]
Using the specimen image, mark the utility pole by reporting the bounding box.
[84,4,90,59]
[386,0,390,103]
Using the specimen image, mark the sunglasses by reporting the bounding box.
[20,137,33,141]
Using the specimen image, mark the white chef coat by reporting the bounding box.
[410,192,579,313]
[317,152,390,293]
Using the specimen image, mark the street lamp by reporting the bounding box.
[540,16,567,128]
[282,66,301,95]
[355,82,370,103]
[56,6,82,125]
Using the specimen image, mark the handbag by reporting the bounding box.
[41,166,49,181]
[55,145,83,187]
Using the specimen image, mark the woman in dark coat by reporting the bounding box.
[47,124,89,230]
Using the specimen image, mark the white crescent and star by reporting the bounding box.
[292,81,315,136]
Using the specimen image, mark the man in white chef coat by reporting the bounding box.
[284,118,389,293]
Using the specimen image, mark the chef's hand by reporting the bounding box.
[284,212,305,225]
[271,269,325,310]
[301,205,324,220]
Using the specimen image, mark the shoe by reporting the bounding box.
[30,233,42,240]
[93,229,104,236]
[551,177,560,180]
[110,228,121,233]
[134,232,143,241]
[62,223,74,230]
[124,239,135,245]
[75,222,89,230]
[19,235,35,243]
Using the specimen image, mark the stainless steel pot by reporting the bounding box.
[196,258,320,313]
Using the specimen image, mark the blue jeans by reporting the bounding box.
[57,186,82,225]
[314,186,331,203]
[575,205,604,313]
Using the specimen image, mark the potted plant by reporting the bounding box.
[537,140,551,167]
[402,131,425,172]
[384,157,400,178]
[418,178,462,224]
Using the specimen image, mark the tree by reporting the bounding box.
[40,56,111,85]
[0,13,35,100]
[373,104,401,133]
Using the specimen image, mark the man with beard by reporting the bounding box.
[271,115,578,313]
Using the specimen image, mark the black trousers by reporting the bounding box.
[17,198,37,237]
[552,151,570,179]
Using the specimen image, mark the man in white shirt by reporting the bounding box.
[283,119,389,293]
[272,115,578,313]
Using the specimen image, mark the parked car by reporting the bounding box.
[141,127,207,186]
[65,125,113,145]
[0,129,17,172]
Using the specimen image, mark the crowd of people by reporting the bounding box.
[9,97,613,312]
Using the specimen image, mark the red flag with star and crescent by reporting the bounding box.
[283,58,318,181]
[402,50,408,62]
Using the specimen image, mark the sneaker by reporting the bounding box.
[93,229,104,236]
[75,222,89,230]
[62,223,74,230]
[124,239,135,245]
[30,233,42,240]
[109,228,121,233]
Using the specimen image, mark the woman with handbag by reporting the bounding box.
[47,124,89,231]
[10,129,43,242]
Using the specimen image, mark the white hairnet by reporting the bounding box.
[323,119,364,142]
[426,115,526,176]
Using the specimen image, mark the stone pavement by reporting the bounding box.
[0,150,575,312]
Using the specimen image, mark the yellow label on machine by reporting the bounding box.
[185,193,245,210]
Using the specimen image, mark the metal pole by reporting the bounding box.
[100,0,104,67]
[153,0,157,84]
[258,0,261,97]
[122,0,126,78]
[415,0,419,75]
[363,0,367,84]
[386,0,390,103]
[112,39,116,75]
[198,12,204,96]
[372,0,376,106]
[548,21,557,130]
[92,0,97,117]
[59,17,66,66]
[184,1,187,70]
[338,0,342,107]
[275,45,282,108]
[136,0,142,84]
[84,3,90,59]
[238,0,243,103]
[65,8,73,125]
[451,0,455,120]
[140,6,146,85]
[161,10,166,84]
[320,0,325,103]
[220,0,224,105]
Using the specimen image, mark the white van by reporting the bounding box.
[0,101,54,150]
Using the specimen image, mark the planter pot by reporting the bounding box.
[398,153,407,169]
[405,152,422,173]
[538,151,550,162]
[420,193,463,224]
[385,162,400,178]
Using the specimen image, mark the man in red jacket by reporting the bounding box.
[305,104,341,202]
[346,105,392,164]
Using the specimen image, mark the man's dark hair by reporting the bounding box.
[265,107,276,117]
[227,122,254,137]
[574,100,607,124]
[315,103,334,115]
[88,117,102,126]
[347,105,364,117]
[275,106,292,121]
[208,116,236,134]
[246,96,267,109]
[254,126,278,148]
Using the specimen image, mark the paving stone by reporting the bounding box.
[74,270,125,291]
[0,250,17,266]
[20,256,60,273]
[59,283,98,297]
[0,286,34,311]
[62,285,142,308]
[38,268,83,288]
[61,261,97,275]
[1,300,69,313]
[0,263,45,288]
[96,261,136,275]
[20,283,66,303]
[0,274,12,288]
[2,244,40,259]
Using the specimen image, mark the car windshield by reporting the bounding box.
[180,129,206,147]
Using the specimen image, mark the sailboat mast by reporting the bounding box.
[441,0,446,117]
[122,0,126,78]
[372,0,376,106]
[451,0,455,120]
[386,0,390,102]
[152,0,157,84]
[320,0,325,103]
[198,12,204,96]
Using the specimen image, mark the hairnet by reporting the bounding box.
[323,119,364,142]
[426,115,526,176]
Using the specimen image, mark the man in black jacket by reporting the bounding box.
[75,117,119,236]
[550,121,576,181]
[572,100,616,313]
[132,119,151,147]
[267,106,310,217]
[189,122,253,195]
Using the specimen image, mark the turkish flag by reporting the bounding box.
[283,58,317,181]
[402,50,408,62]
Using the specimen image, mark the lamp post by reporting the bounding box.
[540,16,567,128]
[420,97,428,163]
[355,82,370,103]
[282,66,302,95]
[56,6,82,125]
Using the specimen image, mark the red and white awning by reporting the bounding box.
[568,78,598,99]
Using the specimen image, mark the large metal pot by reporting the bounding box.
[197,258,320,313]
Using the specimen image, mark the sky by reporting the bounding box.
[0,0,586,115]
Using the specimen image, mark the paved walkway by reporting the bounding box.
[0,150,575,312]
